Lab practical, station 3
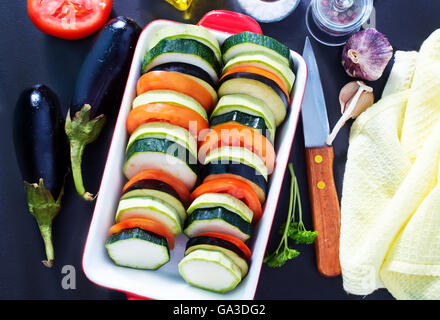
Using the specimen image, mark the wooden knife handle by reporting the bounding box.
[305,146,341,277]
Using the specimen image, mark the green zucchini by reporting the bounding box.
[115,196,182,235]
[210,94,276,141]
[187,193,253,223]
[148,24,222,63]
[121,189,187,223]
[123,137,198,190]
[184,235,249,277]
[105,228,170,270]
[178,249,242,293]
[184,207,252,242]
[222,31,290,65]
[142,38,221,82]
[223,51,295,92]
[126,121,198,158]
[203,146,268,181]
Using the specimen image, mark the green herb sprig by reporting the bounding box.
[264,163,317,268]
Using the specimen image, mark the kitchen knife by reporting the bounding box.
[301,37,341,277]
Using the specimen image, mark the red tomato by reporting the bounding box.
[27,0,113,40]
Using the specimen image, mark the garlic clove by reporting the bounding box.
[326,81,374,145]
[342,28,393,81]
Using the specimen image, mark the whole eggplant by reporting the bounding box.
[65,16,141,201]
[13,84,68,267]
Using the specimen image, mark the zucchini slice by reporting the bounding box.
[203,146,268,181]
[132,90,208,122]
[187,193,253,223]
[210,94,276,141]
[122,185,187,223]
[123,137,198,190]
[223,52,295,93]
[142,38,221,83]
[115,196,182,235]
[178,249,242,293]
[105,228,170,270]
[222,31,290,65]
[184,207,252,242]
[210,112,271,141]
[148,24,222,64]
[149,62,216,88]
[127,122,198,159]
[185,235,249,277]
[218,77,286,126]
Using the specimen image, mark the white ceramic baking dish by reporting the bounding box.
[82,10,307,300]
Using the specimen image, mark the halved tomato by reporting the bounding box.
[27,0,113,40]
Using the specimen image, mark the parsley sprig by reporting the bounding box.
[264,163,318,268]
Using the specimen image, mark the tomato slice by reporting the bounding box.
[27,0,113,40]
[122,169,191,206]
[198,123,276,174]
[109,218,175,250]
[198,232,252,260]
[190,178,263,222]
[126,103,209,138]
[136,71,216,112]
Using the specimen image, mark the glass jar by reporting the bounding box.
[306,0,374,46]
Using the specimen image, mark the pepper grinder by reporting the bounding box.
[306,0,374,46]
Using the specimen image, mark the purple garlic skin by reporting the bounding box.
[342,28,393,81]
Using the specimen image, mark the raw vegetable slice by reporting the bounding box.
[187,193,253,223]
[126,103,209,138]
[123,137,198,190]
[148,24,222,63]
[185,235,249,277]
[198,232,252,260]
[203,146,268,181]
[122,169,191,207]
[108,218,175,250]
[136,71,217,112]
[210,112,271,141]
[198,123,275,174]
[142,38,220,83]
[106,228,170,270]
[149,62,216,88]
[218,75,287,126]
[202,162,267,204]
[220,67,290,104]
[210,93,276,141]
[223,52,295,92]
[115,196,182,235]
[184,207,252,242]
[222,31,290,66]
[132,90,208,122]
[220,66,290,103]
[127,122,198,159]
[190,178,263,222]
[122,189,187,223]
[178,249,242,293]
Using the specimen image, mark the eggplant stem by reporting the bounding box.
[65,105,106,202]
[24,178,63,268]
[38,223,54,268]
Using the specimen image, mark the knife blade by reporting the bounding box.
[301,37,341,277]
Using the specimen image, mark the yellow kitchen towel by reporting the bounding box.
[339,29,440,299]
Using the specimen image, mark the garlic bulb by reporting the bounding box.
[342,28,393,81]
[326,81,374,145]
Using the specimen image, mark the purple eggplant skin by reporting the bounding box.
[69,16,142,118]
[13,84,68,268]
[13,84,68,198]
[66,16,141,201]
